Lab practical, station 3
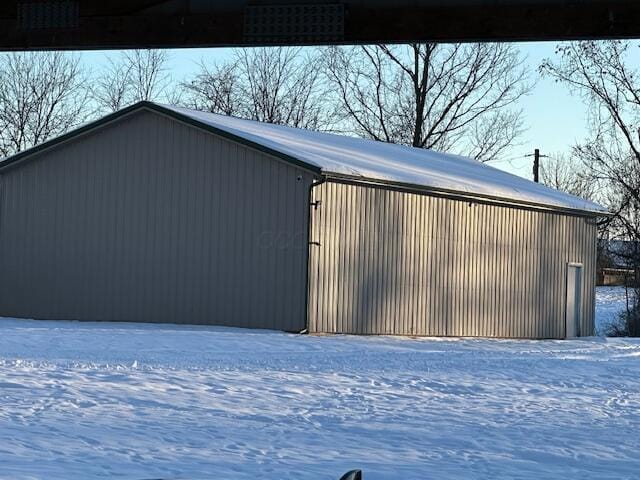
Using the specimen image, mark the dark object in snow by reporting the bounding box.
[140,471,363,480]
[339,470,363,480]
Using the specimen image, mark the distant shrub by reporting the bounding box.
[604,315,628,337]
[627,302,640,337]
[605,291,640,337]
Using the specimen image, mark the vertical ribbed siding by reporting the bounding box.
[0,110,314,330]
[308,181,598,338]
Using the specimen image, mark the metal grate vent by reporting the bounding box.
[17,1,79,30]
[244,4,344,43]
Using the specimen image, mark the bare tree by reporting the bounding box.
[0,52,92,158]
[93,50,171,112]
[92,56,132,112]
[539,153,596,199]
[541,41,639,334]
[181,61,240,117]
[540,42,640,237]
[324,43,531,162]
[181,47,332,130]
[126,50,170,102]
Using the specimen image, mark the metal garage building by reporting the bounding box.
[0,102,607,338]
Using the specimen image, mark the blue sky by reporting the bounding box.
[81,42,603,180]
[493,42,590,178]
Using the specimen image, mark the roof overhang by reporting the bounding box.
[0,0,639,51]
[323,174,612,219]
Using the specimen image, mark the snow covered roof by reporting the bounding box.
[159,104,606,215]
[0,101,607,215]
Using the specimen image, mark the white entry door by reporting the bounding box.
[565,263,583,338]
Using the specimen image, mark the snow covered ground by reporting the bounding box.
[0,288,639,480]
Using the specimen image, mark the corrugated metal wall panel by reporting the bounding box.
[308,180,597,338]
[0,110,314,330]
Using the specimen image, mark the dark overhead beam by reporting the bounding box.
[0,1,639,51]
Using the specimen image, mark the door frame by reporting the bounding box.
[565,262,583,338]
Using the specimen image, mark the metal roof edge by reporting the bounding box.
[324,174,612,218]
[145,103,323,175]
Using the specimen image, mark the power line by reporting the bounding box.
[491,155,530,170]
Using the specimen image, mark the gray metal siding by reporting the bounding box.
[0,110,314,330]
[308,181,597,338]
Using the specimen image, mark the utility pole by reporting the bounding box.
[533,149,540,183]
[525,149,548,183]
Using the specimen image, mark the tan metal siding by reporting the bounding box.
[0,110,314,330]
[308,180,597,338]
